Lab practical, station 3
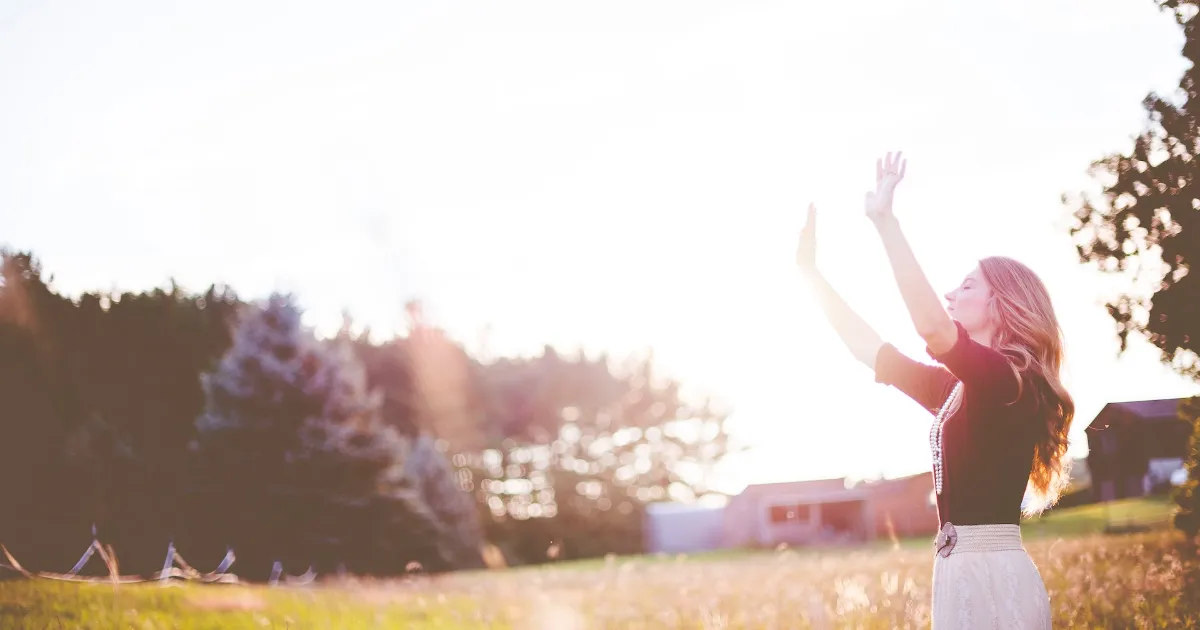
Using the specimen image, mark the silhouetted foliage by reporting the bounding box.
[1173,397,1200,536]
[461,348,735,564]
[0,252,241,575]
[1068,1,1200,376]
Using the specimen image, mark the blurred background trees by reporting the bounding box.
[0,250,736,577]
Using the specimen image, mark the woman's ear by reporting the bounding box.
[985,295,1004,331]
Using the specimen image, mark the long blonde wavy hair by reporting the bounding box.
[975,256,1075,516]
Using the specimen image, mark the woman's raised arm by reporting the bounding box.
[796,203,884,369]
[865,152,958,355]
[797,201,958,413]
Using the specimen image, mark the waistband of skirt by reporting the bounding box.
[942,523,1023,555]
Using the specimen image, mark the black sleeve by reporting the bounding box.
[874,343,958,414]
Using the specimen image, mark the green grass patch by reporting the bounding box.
[0,579,506,629]
[1021,495,1175,539]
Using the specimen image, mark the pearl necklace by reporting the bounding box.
[928,381,963,496]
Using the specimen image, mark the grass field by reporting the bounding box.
[1,497,1192,629]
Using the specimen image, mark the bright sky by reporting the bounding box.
[3,0,1199,494]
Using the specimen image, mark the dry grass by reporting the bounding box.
[418,529,1197,629]
[4,529,1194,628]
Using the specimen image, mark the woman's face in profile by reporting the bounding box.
[944,267,992,335]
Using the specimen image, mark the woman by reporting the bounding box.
[795,152,1071,628]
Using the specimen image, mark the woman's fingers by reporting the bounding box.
[874,151,906,177]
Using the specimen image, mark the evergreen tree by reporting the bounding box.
[191,293,448,577]
[1067,0,1200,372]
[405,434,486,569]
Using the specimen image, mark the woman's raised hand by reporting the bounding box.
[795,203,818,276]
[865,151,906,222]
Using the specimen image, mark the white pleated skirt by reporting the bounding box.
[931,524,1052,629]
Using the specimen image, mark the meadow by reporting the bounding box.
[1,498,1192,629]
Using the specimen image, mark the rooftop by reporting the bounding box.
[738,478,851,498]
[1088,398,1187,430]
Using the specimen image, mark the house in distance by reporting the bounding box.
[643,472,939,554]
[1086,398,1191,502]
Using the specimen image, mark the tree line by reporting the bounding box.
[0,253,733,579]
